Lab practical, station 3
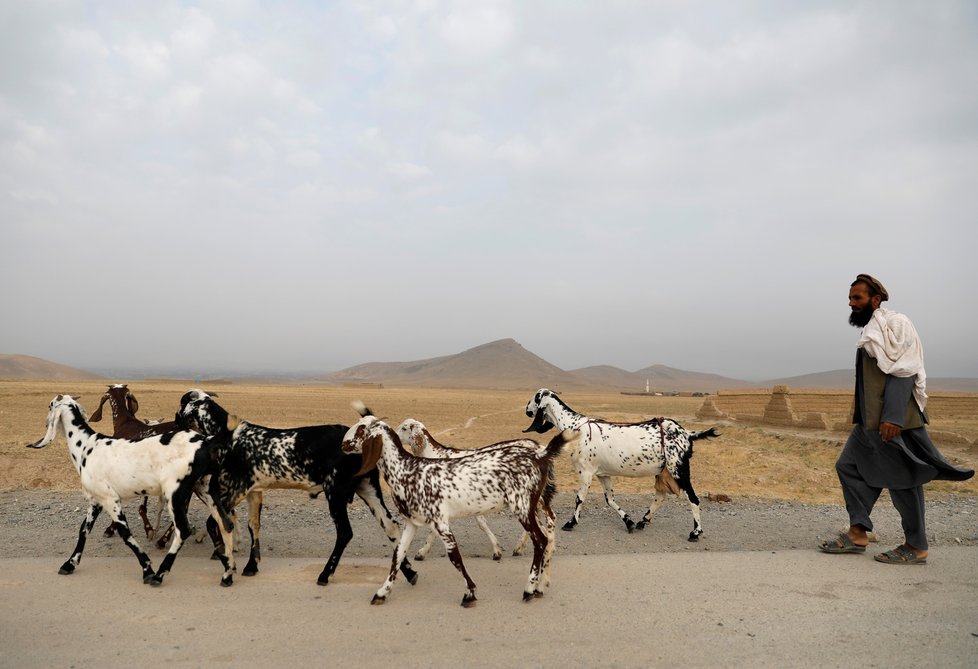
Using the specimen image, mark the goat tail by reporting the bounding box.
[689,427,720,441]
[351,400,374,419]
[542,461,557,507]
[545,428,579,460]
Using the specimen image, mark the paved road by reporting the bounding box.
[3,547,977,668]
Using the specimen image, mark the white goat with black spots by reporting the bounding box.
[175,390,416,587]
[524,388,719,541]
[396,418,556,560]
[90,384,223,552]
[26,395,235,587]
[344,402,577,607]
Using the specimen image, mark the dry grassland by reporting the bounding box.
[2,380,976,504]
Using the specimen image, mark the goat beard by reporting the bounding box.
[849,304,875,328]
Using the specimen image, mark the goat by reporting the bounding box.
[26,394,235,586]
[344,402,577,607]
[90,384,215,548]
[524,388,719,541]
[395,418,556,560]
[175,390,416,586]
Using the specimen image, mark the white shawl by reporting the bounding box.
[857,307,928,411]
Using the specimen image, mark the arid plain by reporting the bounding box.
[3,379,977,502]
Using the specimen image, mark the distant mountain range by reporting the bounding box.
[0,354,104,381]
[5,340,978,392]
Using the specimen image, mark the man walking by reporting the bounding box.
[819,274,973,563]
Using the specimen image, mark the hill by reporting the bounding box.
[0,354,104,381]
[571,364,759,393]
[309,339,591,390]
[766,369,854,390]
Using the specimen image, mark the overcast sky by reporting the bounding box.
[2,1,977,381]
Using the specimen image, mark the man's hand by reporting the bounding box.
[880,422,901,442]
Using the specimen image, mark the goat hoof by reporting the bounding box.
[461,594,477,608]
[687,532,701,542]
[242,565,258,576]
[58,563,75,575]
[522,591,534,602]
[405,570,419,586]
[492,553,502,561]
[413,554,425,562]
[316,574,330,586]
[635,521,647,531]
[561,522,576,532]
[220,576,233,588]
[148,576,164,587]
[624,519,635,533]
[511,550,523,557]
[370,595,386,606]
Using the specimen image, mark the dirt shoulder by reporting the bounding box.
[4,489,976,562]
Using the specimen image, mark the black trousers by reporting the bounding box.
[836,441,927,549]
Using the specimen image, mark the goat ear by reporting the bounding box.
[127,393,139,415]
[353,434,383,477]
[89,394,108,422]
[227,413,242,431]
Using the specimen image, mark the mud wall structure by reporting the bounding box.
[698,386,977,445]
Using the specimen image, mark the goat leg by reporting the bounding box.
[60,503,102,576]
[109,508,156,584]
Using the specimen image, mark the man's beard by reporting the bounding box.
[849,306,875,328]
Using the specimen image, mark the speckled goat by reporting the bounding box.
[344,402,577,607]
[524,388,719,541]
[395,418,556,561]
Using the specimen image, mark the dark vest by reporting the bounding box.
[854,350,927,430]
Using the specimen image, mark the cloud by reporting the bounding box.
[439,4,515,57]
[1,1,976,380]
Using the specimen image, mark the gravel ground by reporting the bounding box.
[3,488,976,563]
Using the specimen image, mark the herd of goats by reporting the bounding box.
[27,385,719,607]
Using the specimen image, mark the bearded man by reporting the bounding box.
[819,274,973,564]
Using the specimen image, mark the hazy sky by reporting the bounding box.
[2,1,977,381]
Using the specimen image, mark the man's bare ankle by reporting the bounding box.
[905,543,928,558]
